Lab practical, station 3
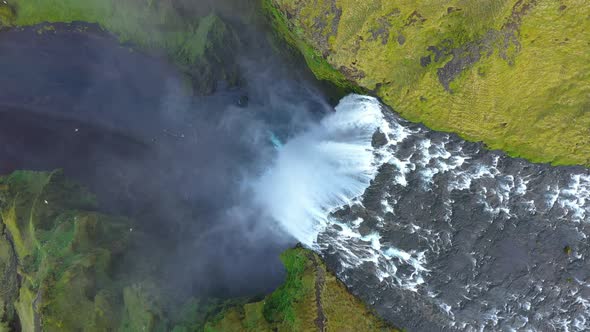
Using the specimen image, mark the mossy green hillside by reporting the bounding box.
[261,0,361,93]
[205,246,398,332]
[266,0,590,166]
[0,171,400,331]
[6,0,240,93]
[0,170,129,330]
[0,3,15,29]
[0,218,18,332]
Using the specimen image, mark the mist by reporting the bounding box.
[0,0,393,305]
[251,95,390,246]
[0,3,336,299]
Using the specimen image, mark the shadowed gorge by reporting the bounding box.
[0,11,331,329]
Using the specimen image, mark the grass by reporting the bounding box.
[261,0,362,93]
[266,0,590,166]
[11,0,193,55]
[262,248,310,326]
[0,3,15,28]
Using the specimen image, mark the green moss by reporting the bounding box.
[120,283,168,332]
[262,248,310,327]
[0,223,18,329]
[267,0,590,166]
[170,298,242,332]
[0,4,15,28]
[0,170,132,331]
[14,284,35,332]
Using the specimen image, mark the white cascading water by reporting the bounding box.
[253,94,390,246]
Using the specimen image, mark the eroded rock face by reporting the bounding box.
[180,13,242,95]
[265,0,590,166]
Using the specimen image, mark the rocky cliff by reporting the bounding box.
[264,0,590,166]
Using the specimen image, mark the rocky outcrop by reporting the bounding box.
[0,170,128,330]
[265,0,590,166]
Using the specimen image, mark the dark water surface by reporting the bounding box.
[0,23,328,298]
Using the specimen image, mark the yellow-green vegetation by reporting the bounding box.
[0,220,18,332]
[5,0,240,93]
[265,0,590,166]
[0,3,15,29]
[121,283,169,332]
[0,170,129,330]
[205,246,398,332]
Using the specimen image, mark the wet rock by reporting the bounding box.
[372,130,388,148]
[236,95,249,108]
[397,34,406,45]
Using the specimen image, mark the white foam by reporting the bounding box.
[557,174,590,221]
[381,197,394,214]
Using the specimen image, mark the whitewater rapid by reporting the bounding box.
[255,94,590,331]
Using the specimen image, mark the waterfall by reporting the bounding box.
[253,94,390,246]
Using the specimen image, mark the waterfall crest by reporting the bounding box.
[253,94,389,245]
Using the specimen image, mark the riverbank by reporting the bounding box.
[263,0,590,166]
